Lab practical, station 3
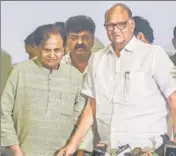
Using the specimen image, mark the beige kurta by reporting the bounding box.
[1,58,83,156]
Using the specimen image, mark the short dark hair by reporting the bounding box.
[24,31,35,46]
[174,26,176,39]
[34,24,66,46]
[54,22,65,30]
[133,16,154,43]
[65,15,96,35]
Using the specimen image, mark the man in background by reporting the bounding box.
[133,16,154,44]
[61,15,98,155]
[62,15,95,74]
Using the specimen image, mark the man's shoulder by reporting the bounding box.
[135,39,163,51]
[60,63,82,78]
[90,45,110,62]
[12,59,34,71]
[135,40,166,57]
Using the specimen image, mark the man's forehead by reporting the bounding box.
[106,6,129,22]
[43,35,63,44]
[43,40,63,48]
[68,31,93,36]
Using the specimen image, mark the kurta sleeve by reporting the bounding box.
[1,66,19,147]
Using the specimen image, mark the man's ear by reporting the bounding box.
[136,32,148,43]
[130,18,135,33]
[136,32,144,40]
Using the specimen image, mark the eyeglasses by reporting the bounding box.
[104,19,130,31]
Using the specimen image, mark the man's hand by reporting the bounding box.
[56,142,77,156]
[8,145,24,156]
[76,150,85,156]
[14,150,24,156]
[140,152,154,156]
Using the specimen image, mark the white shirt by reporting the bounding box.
[81,36,176,150]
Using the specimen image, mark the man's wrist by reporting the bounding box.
[8,145,22,153]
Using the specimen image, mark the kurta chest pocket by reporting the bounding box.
[123,71,153,102]
[58,90,76,116]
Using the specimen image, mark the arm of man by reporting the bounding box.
[152,46,176,142]
[167,92,176,141]
[74,93,94,153]
[1,66,24,155]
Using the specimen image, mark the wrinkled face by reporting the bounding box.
[67,31,94,59]
[105,7,135,45]
[37,34,64,70]
[25,44,37,59]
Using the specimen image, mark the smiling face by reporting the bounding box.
[37,34,64,69]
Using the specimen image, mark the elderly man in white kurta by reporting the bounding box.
[57,3,176,156]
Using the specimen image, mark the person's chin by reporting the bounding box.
[75,50,87,56]
[111,37,122,43]
[46,63,59,69]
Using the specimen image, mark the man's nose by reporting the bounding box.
[77,37,83,44]
[48,50,55,57]
[113,25,121,33]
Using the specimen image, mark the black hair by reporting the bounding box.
[54,22,65,30]
[133,16,154,43]
[174,26,176,39]
[33,24,66,46]
[65,15,96,35]
[24,31,35,46]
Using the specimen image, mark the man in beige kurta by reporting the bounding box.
[1,57,83,156]
[1,24,84,156]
